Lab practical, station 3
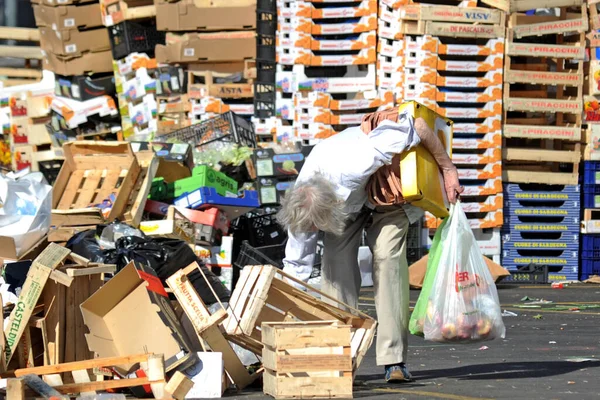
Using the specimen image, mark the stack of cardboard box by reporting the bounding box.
[275,0,379,143]
[154,0,257,125]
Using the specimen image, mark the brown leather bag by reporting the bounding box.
[361,108,407,206]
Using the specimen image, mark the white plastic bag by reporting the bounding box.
[0,171,52,258]
[423,201,506,343]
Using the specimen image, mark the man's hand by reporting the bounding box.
[442,168,464,204]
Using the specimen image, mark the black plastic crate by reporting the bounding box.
[254,81,276,118]
[160,111,256,148]
[407,219,423,265]
[108,20,166,60]
[502,264,549,284]
[234,240,286,270]
[38,159,64,185]
[230,211,287,248]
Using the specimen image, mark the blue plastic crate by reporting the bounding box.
[504,183,580,196]
[502,259,579,283]
[502,240,579,251]
[501,229,579,245]
[502,247,578,260]
[582,235,600,259]
[174,187,260,219]
[505,214,580,226]
[583,185,600,208]
[580,258,600,280]
[506,220,581,231]
[584,162,600,185]
[503,202,580,214]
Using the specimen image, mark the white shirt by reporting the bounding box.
[283,115,424,282]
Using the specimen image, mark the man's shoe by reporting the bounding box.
[385,363,413,383]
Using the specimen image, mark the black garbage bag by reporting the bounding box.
[66,231,230,305]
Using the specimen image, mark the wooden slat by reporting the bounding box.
[0,27,39,42]
[73,170,103,208]
[13,354,152,377]
[94,169,120,205]
[0,46,42,59]
[57,170,85,210]
[510,0,582,12]
[502,169,579,185]
[503,125,581,141]
[503,148,581,163]
[0,68,42,78]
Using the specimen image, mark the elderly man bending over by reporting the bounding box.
[277,107,463,383]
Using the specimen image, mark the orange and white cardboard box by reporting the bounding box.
[434,85,503,103]
[295,121,348,140]
[50,95,118,129]
[437,55,503,72]
[278,0,377,18]
[403,67,436,85]
[425,227,501,256]
[278,15,377,35]
[464,210,503,229]
[295,90,389,110]
[435,70,503,87]
[276,63,377,93]
[453,131,501,149]
[377,19,423,40]
[452,147,502,164]
[457,161,502,180]
[190,97,230,118]
[252,116,279,136]
[295,107,367,125]
[453,116,501,134]
[437,39,504,56]
[377,54,404,73]
[461,177,503,196]
[228,103,253,116]
[460,193,504,213]
[277,30,376,51]
[378,38,404,57]
[278,47,376,66]
[438,101,502,119]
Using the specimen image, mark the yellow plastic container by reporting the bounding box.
[398,101,453,218]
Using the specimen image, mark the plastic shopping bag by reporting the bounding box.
[410,201,505,343]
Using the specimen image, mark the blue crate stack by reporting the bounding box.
[581,161,600,280]
[502,184,580,283]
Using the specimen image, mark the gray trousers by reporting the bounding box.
[321,206,410,366]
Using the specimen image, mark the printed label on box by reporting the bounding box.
[64,18,75,27]
[65,44,76,54]
[184,48,195,57]
[260,187,277,204]
[256,159,274,176]
[71,84,81,99]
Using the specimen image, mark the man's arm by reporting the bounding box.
[413,117,464,203]
[282,229,319,284]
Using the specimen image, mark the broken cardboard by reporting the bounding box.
[156,0,255,32]
[42,50,113,76]
[33,3,103,30]
[156,32,256,64]
[80,261,198,374]
[39,26,111,57]
[409,254,510,289]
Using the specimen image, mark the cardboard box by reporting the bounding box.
[55,73,116,101]
[80,261,198,373]
[156,0,256,32]
[276,64,376,94]
[158,95,191,115]
[33,3,103,30]
[156,32,256,64]
[130,141,194,170]
[188,71,253,99]
[34,0,97,6]
[257,176,296,205]
[254,146,312,178]
[39,26,111,57]
[42,50,113,75]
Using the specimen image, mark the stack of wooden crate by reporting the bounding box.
[377,2,506,263]
[501,0,586,282]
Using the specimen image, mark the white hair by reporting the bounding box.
[277,173,346,236]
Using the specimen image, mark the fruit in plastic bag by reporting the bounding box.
[413,201,506,343]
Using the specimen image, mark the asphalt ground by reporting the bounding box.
[233,283,600,400]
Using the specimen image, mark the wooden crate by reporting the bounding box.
[262,321,353,399]
[0,27,43,87]
[51,141,141,227]
[188,71,254,99]
[123,150,159,227]
[223,265,376,373]
[140,206,196,243]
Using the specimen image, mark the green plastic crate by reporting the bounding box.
[173,165,238,198]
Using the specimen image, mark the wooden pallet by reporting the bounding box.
[223,265,376,375]
[6,353,165,399]
[188,70,254,99]
[165,263,261,390]
[0,27,43,87]
[262,321,353,400]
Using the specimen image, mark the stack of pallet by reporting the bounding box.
[275,0,379,143]
[154,0,257,125]
[101,0,165,140]
[501,0,586,282]
[378,2,505,263]
[0,27,43,88]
